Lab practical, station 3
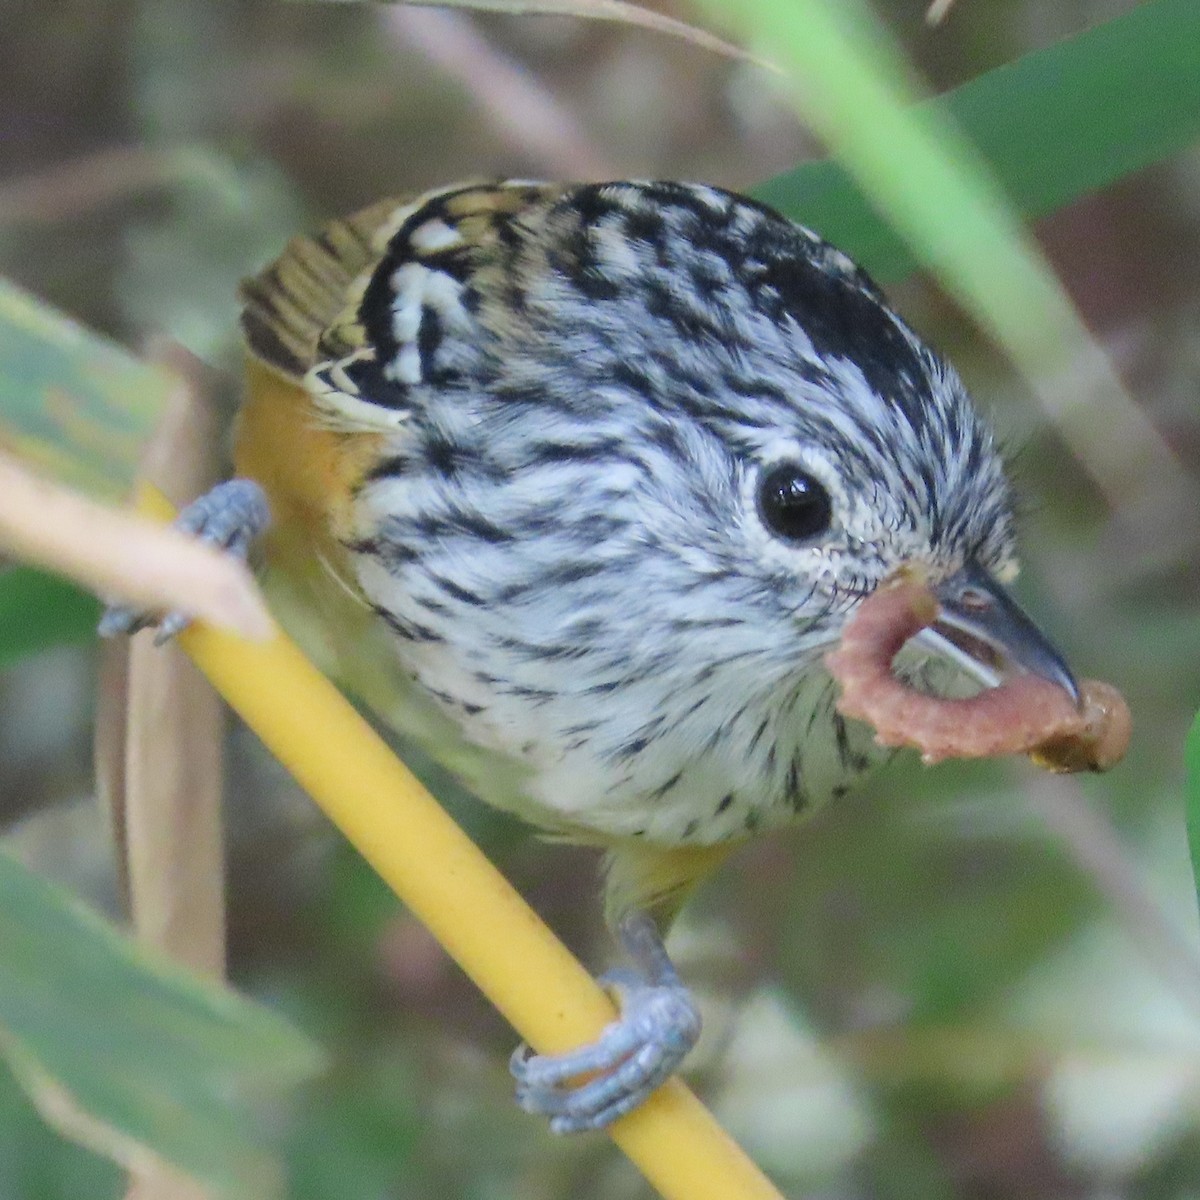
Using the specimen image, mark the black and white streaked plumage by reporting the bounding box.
[108,180,1076,1133]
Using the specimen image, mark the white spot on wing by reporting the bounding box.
[387,344,423,385]
[305,358,409,431]
[372,186,459,250]
[383,259,470,387]
[390,263,427,342]
[410,218,463,253]
[421,270,466,318]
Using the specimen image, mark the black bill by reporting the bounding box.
[914,560,1080,705]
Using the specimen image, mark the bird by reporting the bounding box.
[102,179,1080,1133]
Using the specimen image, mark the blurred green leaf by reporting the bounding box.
[1186,711,1200,921]
[751,0,1200,282]
[698,0,1194,397]
[863,1108,958,1200]
[285,1056,423,1200]
[0,1059,121,1200]
[0,850,324,1198]
[781,759,1095,1033]
[0,278,174,673]
[0,568,99,672]
[0,278,172,499]
[120,156,308,362]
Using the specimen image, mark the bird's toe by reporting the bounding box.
[98,479,270,641]
[510,974,700,1133]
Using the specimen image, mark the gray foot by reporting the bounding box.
[98,479,270,642]
[510,912,701,1134]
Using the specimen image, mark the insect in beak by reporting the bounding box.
[913,560,1081,705]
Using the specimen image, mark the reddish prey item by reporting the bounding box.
[824,577,1131,771]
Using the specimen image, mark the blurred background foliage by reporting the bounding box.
[1,1,1199,1197]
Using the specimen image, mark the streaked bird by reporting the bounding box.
[103,180,1079,1132]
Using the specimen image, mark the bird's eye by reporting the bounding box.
[757,463,833,542]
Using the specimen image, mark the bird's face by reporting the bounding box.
[566,341,1050,705]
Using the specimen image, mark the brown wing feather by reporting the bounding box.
[238,198,401,381]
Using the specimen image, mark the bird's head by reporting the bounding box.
[351,180,1077,741]
[449,182,1076,702]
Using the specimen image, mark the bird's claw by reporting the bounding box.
[98,479,270,641]
[509,913,700,1134]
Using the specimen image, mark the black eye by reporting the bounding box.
[757,463,833,542]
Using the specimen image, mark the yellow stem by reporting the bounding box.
[137,484,782,1200]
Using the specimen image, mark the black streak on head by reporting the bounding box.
[753,238,930,427]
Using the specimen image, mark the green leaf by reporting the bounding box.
[0,569,100,672]
[0,850,324,1198]
[0,1061,121,1200]
[0,278,172,500]
[1186,711,1200,922]
[751,0,1200,281]
[0,277,159,671]
[119,155,308,362]
[780,764,1094,1037]
[696,0,1185,377]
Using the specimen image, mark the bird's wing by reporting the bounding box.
[240,181,570,434]
[239,196,402,385]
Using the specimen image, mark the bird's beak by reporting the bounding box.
[913,560,1080,705]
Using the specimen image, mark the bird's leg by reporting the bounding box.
[98,478,270,642]
[510,910,701,1134]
